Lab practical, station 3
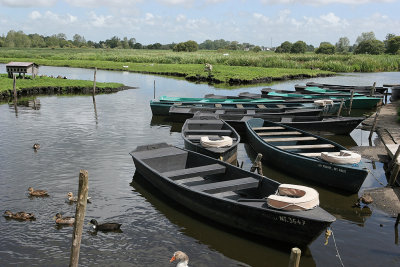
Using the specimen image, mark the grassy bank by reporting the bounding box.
[1,48,399,72]
[0,74,124,98]
[0,48,336,84]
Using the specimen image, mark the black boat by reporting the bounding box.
[169,105,324,122]
[211,113,365,135]
[245,118,369,193]
[129,143,336,246]
[181,115,240,164]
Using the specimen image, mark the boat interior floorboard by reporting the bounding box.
[162,164,226,180]
[190,177,259,194]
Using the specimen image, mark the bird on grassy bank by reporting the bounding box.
[4,210,36,221]
[28,187,49,197]
[32,143,40,150]
[89,219,122,231]
[170,251,189,267]
[54,213,74,225]
[67,192,91,203]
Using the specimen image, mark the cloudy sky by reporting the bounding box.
[0,0,399,46]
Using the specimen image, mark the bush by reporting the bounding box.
[291,41,307,54]
[252,46,262,52]
[173,40,198,52]
[354,40,385,55]
[315,43,335,54]
[386,36,400,54]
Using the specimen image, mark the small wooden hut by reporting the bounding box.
[6,62,39,78]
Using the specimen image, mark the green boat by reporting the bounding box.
[264,90,382,109]
[159,96,282,103]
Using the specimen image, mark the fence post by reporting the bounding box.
[288,247,301,267]
[69,170,89,267]
[370,82,376,96]
[153,80,156,99]
[13,74,17,99]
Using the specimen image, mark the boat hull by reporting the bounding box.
[130,144,335,246]
[245,119,368,193]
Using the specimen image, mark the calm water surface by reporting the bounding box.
[0,65,399,266]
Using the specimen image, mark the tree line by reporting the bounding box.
[0,30,399,55]
[275,32,400,55]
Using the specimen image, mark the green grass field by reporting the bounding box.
[1,48,399,85]
[0,74,123,93]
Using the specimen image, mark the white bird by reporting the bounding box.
[170,251,189,267]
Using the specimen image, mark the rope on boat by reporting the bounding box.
[366,167,386,186]
[330,227,345,267]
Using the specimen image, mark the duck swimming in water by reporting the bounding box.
[32,143,40,150]
[89,219,122,231]
[28,187,49,197]
[67,192,91,203]
[54,213,74,225]
[3,210,36,221]
[170,251,189,267]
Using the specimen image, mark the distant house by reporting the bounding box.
[6,62,39,78]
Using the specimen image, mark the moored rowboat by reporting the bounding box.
[245,118,369,193]
[130,143,336,245]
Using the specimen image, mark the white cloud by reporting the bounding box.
[88,11,113,27]
[0,0,56,7]
[29,11,42,20]
[320,12,341,25]
[65,0,141,7]
[176,14,187,22]
[39,11,77,25]
[157,0,195,7]
[260,0,395,5]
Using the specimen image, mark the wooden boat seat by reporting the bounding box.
[240,116,253,121]
[187,120,224,125]
[257,131,302,136]
[133,146,187,160]
[186,135,237,141]
[267,184,319,211]
[246,110,256,115]
[215,104,222,108]
[298,152,340,157]
[257,104,266,109]
[252,126,285,130]
[276,104,286,108]
[264,137,317,142]
[236,104,244,108]
[162,163,226,180]
[281,117,293,123]
[215,110,225,115]
[185,129,232,135]
[190,177,259,194]
[277,144,335,150]
[175,176,204,185]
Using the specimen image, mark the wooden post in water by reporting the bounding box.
[250,153,263,175]
[370,82,376,96]
[384,88,388,105]
[336,99,344,117]
[93,68,97,96]
[153,80,156,99]
[368,106,382,141]
[69,170,89,267]
[347,90,355,116]
[387,146,400,174]
[13,74,17,99]
[288,247,301,267]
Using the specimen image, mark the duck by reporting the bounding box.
[170,251,189,267]
[54,213,75,225]
[89,219,122,231]
[3,210,36,221]
[32,143,40,150]
[67,192,91,203]
[28,187,49,197]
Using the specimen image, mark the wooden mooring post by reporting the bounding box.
[368,105,382,141]
[250,153,263,175]
[288,247,301,267]
[347,90,355,116]
[336,99,345,117]
[370,82,376,97]
[13,74,17,99]
[153,80,156,99]
[69,170,89,267]
[93,68,97,96]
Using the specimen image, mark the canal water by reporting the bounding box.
[0,65,399,266]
